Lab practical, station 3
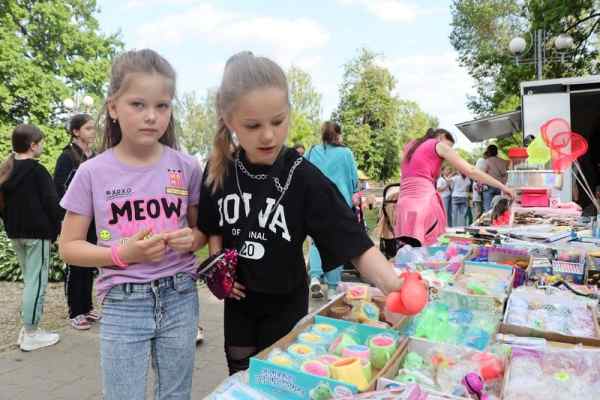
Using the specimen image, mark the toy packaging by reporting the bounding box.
[377,338,508,400]
[501,288,600,346]
[503,346,600,400]
[249,316,404,399]
[399,300,501,351]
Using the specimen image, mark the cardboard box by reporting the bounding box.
[436,261,516,314]
[249,315,406,399]
[500,290,600,347]
[317,291,408,330]
[395,291,503,352]
[376,338,506,400]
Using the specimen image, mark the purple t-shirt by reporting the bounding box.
[60,146,201,303]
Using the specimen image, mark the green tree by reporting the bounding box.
[450,0,600,116]
[0,0,122,171]
[333,49,402,182]
[287,66,322,148]
[397,100,439,153]
[176,90,217,158]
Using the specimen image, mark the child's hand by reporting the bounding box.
[164,228,195,253]
[229,282,246,300]
[120,228,167,264]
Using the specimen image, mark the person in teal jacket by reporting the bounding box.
[305,121,359,298]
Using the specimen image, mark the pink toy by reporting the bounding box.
[385,272,428,315]
[463,372,489,400]
[301,360,330,377]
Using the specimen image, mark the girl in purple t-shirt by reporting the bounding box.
[58,49,207,400]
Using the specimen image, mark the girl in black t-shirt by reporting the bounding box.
[53,113,99,330]
[197,51,405,375]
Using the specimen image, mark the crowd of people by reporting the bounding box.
[0,47,519,399]
[436,144,511,227]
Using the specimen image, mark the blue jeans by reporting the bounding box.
[442,196,452,227]
[308,242,342,289]
[451,197,468,227]
[483,187,501,212]
[100,273,199,400]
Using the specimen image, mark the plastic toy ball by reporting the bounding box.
[385,271,428,316]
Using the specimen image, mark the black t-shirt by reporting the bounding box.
[197,148,373,294]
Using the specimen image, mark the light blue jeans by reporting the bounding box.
[442,195,452,227]
[452,197,468,227]
[100,273,199,400]
[483,187,501,212]
[308,242,342,289]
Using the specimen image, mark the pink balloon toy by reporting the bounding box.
[385,271,428,316]
[463,372,489,400]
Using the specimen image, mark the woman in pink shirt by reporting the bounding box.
[394,128,515,246]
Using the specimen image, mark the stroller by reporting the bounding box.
[376,183,401,260]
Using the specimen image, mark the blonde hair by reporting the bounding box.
[100,49,178,151]
[206,51,289,192]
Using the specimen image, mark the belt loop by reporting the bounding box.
[123,283,131,294]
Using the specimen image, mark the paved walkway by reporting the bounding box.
[0,286,330,399]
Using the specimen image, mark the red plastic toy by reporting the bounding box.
[385,271,428,316]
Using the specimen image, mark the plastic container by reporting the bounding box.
[520,188,549,207]
[508,147,529,170]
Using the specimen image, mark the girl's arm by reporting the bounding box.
[59,211,168,267]
[208,235,223,256]
[186,205,208,252]
[352,247,404,295]
[436,142,515,198]
[59,212,112,267]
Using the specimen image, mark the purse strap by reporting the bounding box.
[232,149,287,250]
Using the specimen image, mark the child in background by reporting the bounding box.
[0,124,62,351]
[58,49,206,400]
[54,113,100,330]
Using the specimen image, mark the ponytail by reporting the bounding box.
[0,153,15,187]
[206,115,236,193]
[404,128,454,163]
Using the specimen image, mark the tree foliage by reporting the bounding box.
[333,49,402,182]
[397,100,439,155]
[287,66,322,148]
[176,90,217,159]
[450,0,600,116]
[0,0,122,171]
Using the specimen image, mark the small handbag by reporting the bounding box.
[197,249,238,299]
[197,151,291,299]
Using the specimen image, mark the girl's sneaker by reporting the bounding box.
[20,329,60,352]
[85,309,101,322]
[70,315,92,330]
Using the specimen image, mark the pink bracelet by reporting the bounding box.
[110,245,128,268]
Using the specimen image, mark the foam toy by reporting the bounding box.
[385,271,428,316]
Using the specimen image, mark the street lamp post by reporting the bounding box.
[508,30,574,80]
[63,93,94,116]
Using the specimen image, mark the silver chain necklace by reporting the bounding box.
[234,155,303,215]
[235,156,303,194]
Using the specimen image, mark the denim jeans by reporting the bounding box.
[442,196,452,227]
[100,273,199,400]
[483,187,501,212]
[451,197,468,227]
[308,241,342,289]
